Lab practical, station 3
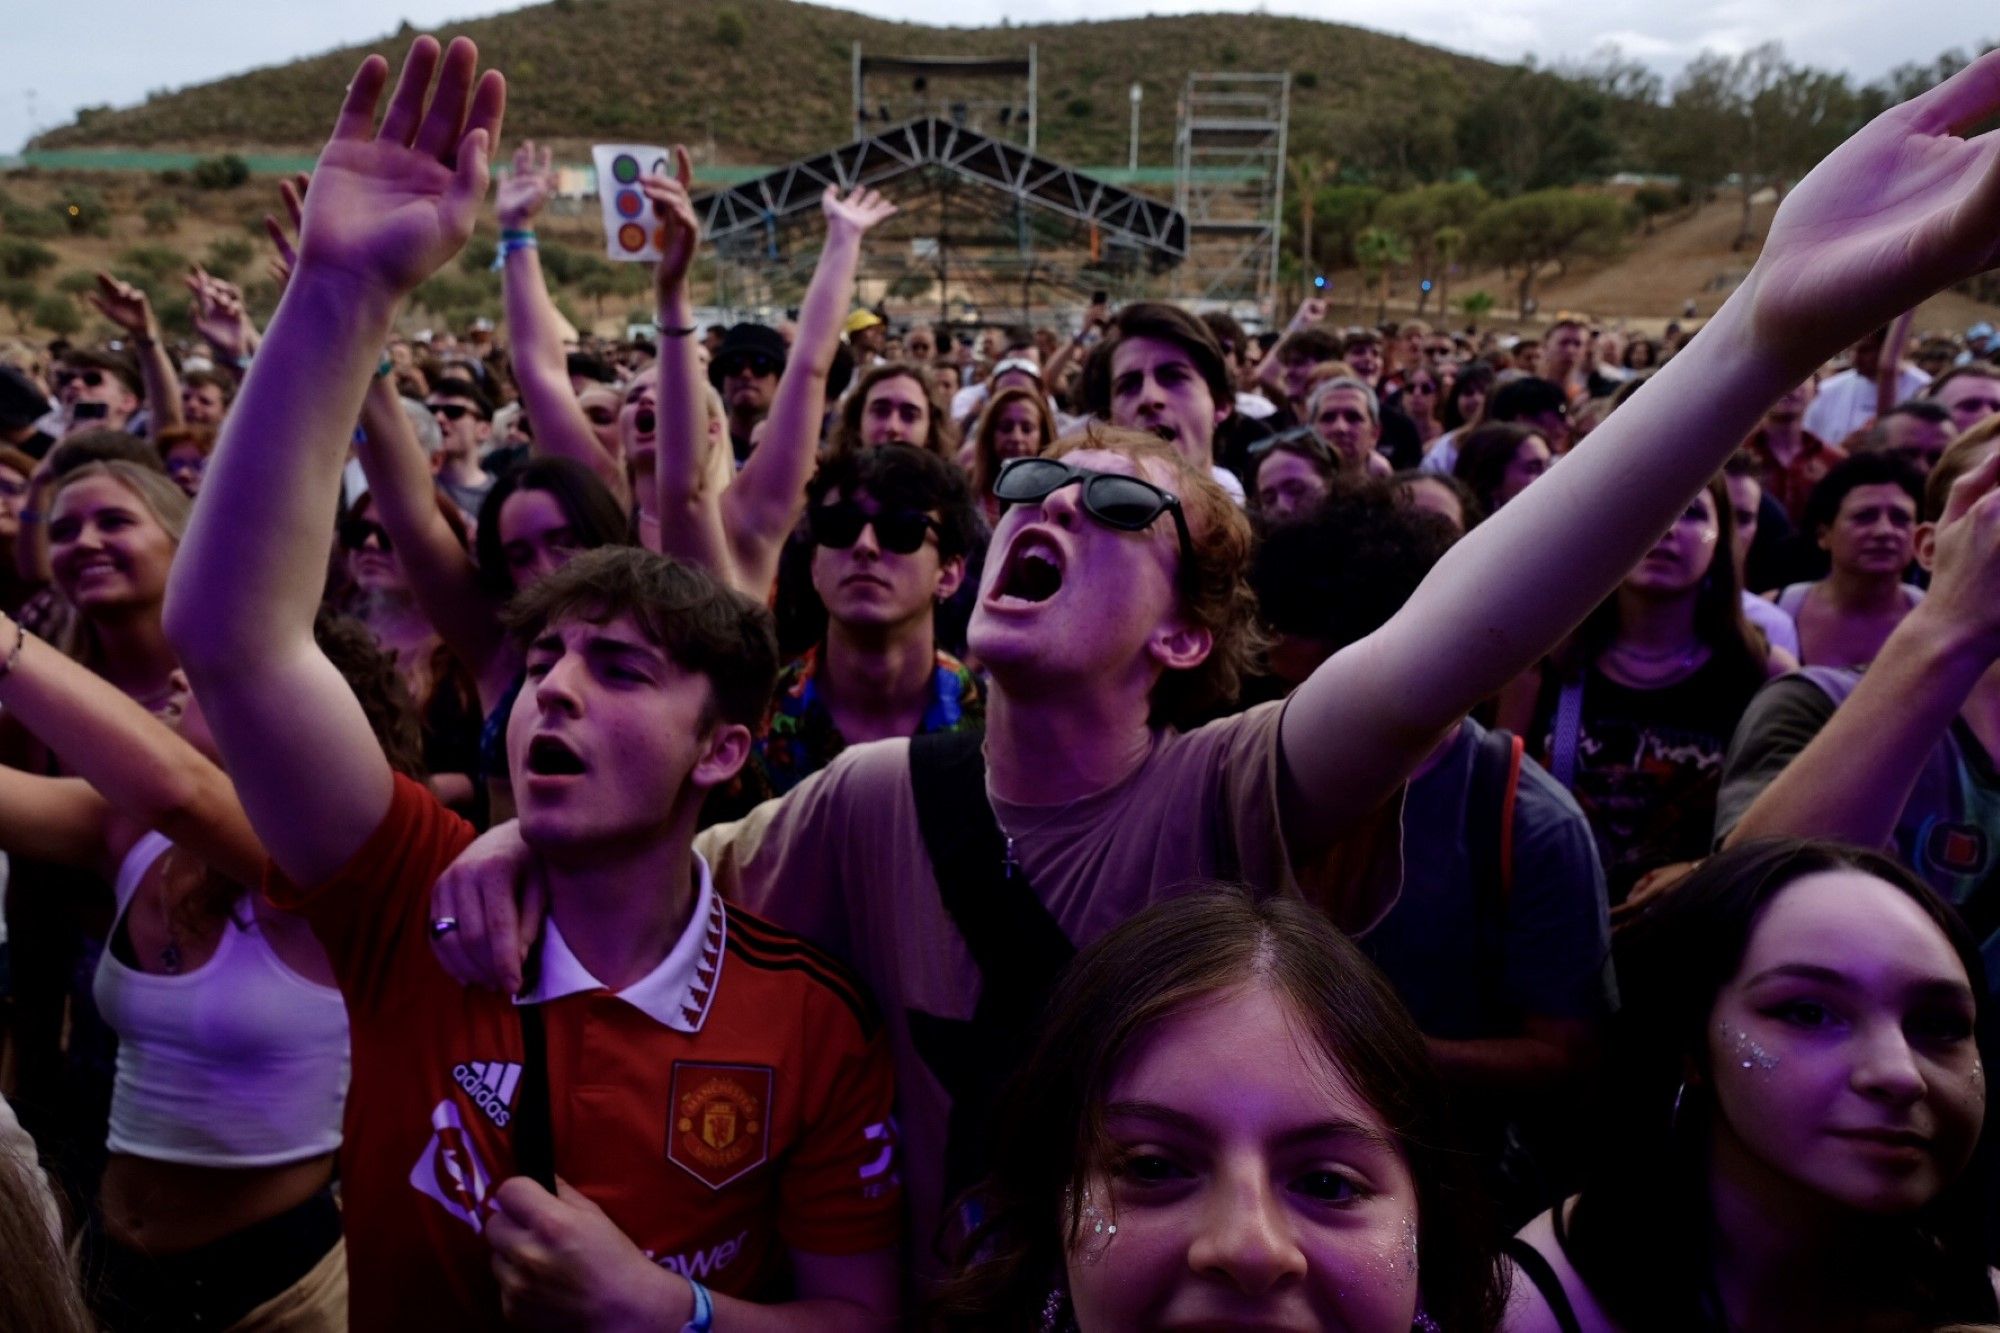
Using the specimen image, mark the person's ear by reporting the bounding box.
[934,552,965,602]
[1147,611,1214,675]
[691,720,752,789]
[1914,520,1939,573]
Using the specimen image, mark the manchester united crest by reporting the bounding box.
[667,1062,774,1189]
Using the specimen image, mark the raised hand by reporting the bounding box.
[297,35,506,300]
[87,273,158,340]
[640,144,700,298]
[820,183,897,241]
[184,266,254,362]
[1288,295,1328,333]
[497,139,555,229]
[1748,51,2000,362]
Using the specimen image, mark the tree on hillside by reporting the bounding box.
[1453,62,1619,194]
[0,281,38,333]
[34,295,80,338]
[1432,224,1468,314]
[1663,44,1866,250]
[1470,190,1627,316]
[1288,154,1337,305]
[1373,181,1487,314]
[1354,226,1409,323]
[0,239,58,283]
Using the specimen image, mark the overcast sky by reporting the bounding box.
[6,0,1994,154]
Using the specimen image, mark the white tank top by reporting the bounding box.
[92,832,350,1167]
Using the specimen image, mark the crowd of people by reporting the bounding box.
[4,31,2000,1332]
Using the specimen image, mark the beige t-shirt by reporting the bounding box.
[695,698,1404,1266]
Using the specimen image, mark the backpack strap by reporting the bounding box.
[1502,1237,1586,1333]
[1467,726,1525,1016]
[906,728,1077,1207]
[513,938,556,1191]
[1548,676,1586,791]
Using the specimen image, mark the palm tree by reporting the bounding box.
[1354,227,1409,324]
[1432,225,1466,319]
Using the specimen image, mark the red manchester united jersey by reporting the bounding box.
[267,776,901,1329]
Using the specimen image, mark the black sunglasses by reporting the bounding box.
[429,402,481,422]
[58,369,107,390]
[809,501,938,555]
[993,457,1194,568]
[340,517,392,553]
[719,353,782,379]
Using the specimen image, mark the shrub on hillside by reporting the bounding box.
[193,154,250,190]
[0,238,58,282]
[33,294,81,337]
[142,199,182,235]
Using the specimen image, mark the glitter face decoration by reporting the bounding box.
[1721,1022,1779,1071]
[1066,1184,1118,1265]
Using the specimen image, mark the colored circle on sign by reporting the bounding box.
[650,157,669,180]
[615,189,644,218]
[611,154,640,184]
[618,223,648,252]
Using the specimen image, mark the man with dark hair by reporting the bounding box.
[1087,301,1247,502]
[55,349,142,437]
[180,368,234,427]
[426,374,496,518]
[168,44,903,1327]
[1850,399,1956,474]
[564,352,616,393]
[1744,376,1841,524]
[708,323,787,462]
[755,446,982,800]
[1925,362,2000,435]
[1489,376,1572,454]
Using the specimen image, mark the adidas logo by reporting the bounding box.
[452,1061,522,1128]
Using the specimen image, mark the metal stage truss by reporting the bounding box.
[689,117,1187,320]
[694,118,1185,259]
[1174,73,1289,313]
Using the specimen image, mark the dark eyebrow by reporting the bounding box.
[1103,1100,1393,1152]
[1744,961,1975,1005]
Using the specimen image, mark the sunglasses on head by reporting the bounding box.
[993,457,1193,568]
[808,500,939,555]
[339,517,393,553]
[719,354,782,379]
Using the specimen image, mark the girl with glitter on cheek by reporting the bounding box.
[1505,840,1998,1332]
[931,888,1508,1333]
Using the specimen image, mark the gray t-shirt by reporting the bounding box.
[1361,718,1616,1039]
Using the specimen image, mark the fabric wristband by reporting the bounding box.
[495,229,538,269]
[680,1278,714,1333]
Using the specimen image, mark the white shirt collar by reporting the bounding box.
[513,852,727,1033]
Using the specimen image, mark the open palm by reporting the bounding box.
[295,36,506,300]
[1751,52,2000,356]
[498,140,555,228]
[821,184,897,239]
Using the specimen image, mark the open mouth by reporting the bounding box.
[1149,424,1177,444]
[525,735,587,777]
[994,534,1066,605]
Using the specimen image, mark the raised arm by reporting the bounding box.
[645,145,733,582]
[0,609,262,884]
[165,36,505,886]
[88,274,183,432]
[355,375,513,705]
[1729,450,2000,848]
[1256,295,1327,401]
[500,140,629,506]
[1279,55,2000,844]
[653,180,897,598]
[720,186,897,593]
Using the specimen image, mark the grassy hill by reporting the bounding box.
[32,0,1497,168]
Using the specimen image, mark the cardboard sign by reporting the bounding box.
[592,144,674,263]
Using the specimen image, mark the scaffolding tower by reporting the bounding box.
[1173,73,1289,314]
